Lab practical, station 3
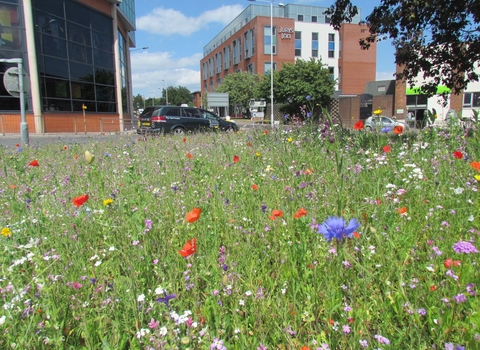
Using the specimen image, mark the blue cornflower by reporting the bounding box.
[306,95,312,100]
[317,216,360,242]
[156,291,176,309]
[381,126,391,133]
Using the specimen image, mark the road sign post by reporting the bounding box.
[1,58,29,145]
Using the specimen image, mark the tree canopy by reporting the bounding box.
[326,0,480,97]
[215,72,262,110]
[256,58,336,116]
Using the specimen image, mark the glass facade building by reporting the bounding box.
[0,0,136,130]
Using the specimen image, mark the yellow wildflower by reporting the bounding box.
[287,137,293,143]
[255,152,261,157]
[85,151,94,164]
[103,198,114,206]
[1,228,12,237]
[474,175,480,181]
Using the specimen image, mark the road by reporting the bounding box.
[0,119,269,148]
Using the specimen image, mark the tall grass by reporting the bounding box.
[0,120,479,349]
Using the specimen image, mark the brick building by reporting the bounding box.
[200,3,376,98]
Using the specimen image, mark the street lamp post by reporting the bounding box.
[162,79,168,105]
[248,0,283,127]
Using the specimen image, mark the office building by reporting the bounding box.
[0,0,137,133]
[201,3,376,96]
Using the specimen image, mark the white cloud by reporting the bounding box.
[137,5,244,36]
[131,51,201,93]
[376,71,396,81]
[131,51,202,72]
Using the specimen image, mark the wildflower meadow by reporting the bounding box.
[1,116,479,350]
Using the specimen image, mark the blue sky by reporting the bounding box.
[131,0,396,99]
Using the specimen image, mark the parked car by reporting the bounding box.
[364,115,406,132]
[137,106,239,134]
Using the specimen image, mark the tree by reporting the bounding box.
[325,0,480,97]
[164,86,192,106]
[257,58,336,117]
[216,72,263,111]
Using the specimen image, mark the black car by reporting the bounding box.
[137,106,238,134]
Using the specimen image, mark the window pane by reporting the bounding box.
[40,35,67,58]
[95,68,114,85]
[43,77,70,98]
[43,98,72,111]
[65,1,90,27]
[417,95,428,105]
[69,61,93,82]
[42,56,69,79]
[312,41,318,50]
[36,11,66,39]
[92,31,112,52]
[463,93,472,105]
[91,11,112,36]
[312,32,318,40]
[406,95,416,105]
[67,22,91,46]
[71,82,95,100]
[473,92,480,107]
[72,100,94,111]
[93,49,114,69]
[0,27,22,51]
[34,0,64,18]
[97,102,116,112]
[68,42,92,64]
[96,85,115,102]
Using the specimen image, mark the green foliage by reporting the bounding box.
[0,122,479,349]
[326,0,479,98]
[257,58,336,116]
[216,72,264,110]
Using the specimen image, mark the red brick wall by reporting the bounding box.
[0,113,122,134]
[372,95,394,117]
[338,24,376,95]
[200,17,295,93]
[394,64,407,118]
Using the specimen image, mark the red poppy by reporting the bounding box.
[186,152,194,159]
[186,208,202,223]
[444,258,453,269]
[348,317,354,323]
[353,120,364,130]
[453,260,461,267]
[269,209,283,220]
[263,130,269,135]
[29,160,39,167]
[15,143,20,148]
[183,138,186,143]
[252,184,258,191]
[233,155,239,163]
[294,208,307,219]
[72,194,89,207]
[300,347,312,350]
[393,125,404,135]
[304,168,314,175]
[382,145,391,153]
[247,142,252,147]
[62,145,67,150]
[453,151,463,159]
[178,238,197,257]
[9,184,16,189]
[470,161,480,171]
[397,206,407,215]
[430,285,437,292]
[353,232,361,238]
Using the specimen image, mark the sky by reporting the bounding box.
[131,0,396,100]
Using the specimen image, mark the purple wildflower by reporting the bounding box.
[359,339,368,348]
[156,291,176,309]
[374,334,390,345]
[452,241,478,254]
[453,293,467,304]
[317,216,360,242]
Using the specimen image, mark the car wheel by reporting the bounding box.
[172,127,186,135]
[366,126,373,131]
[225,126,235,133]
